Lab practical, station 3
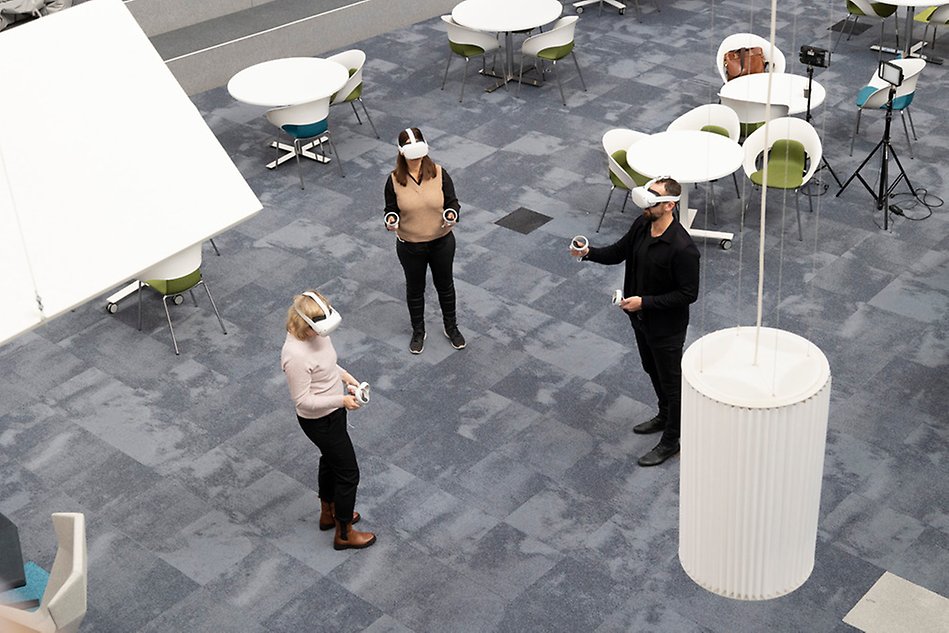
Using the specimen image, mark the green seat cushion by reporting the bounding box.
[701,124,730,138]
[750,140,806,189]
[331,68,361,102]
[739,121,765,139]
[914,6,938,22]
[449,42,486,58]
[610,150,650,189]
[537,41,574,61]
[847,0,897,17]
[146,269,201,296]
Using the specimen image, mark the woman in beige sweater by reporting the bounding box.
[384,127,466,354]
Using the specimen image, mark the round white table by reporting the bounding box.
[718,73,825,117]
[627,130,744,249]
[869,0,949,64]
[452,0,563,91]
[228,58,349,169]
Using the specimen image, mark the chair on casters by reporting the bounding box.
[519,16,586,106]
[915,5,949,53]
[574,0,626,16]
[742,117,823,241]
[850,57,924,159]
[0,512,87,633]
[265,96,342,188]
[325,49,380,139]
[597,128,650,232]
[137,244,227,356]
[667,103,744,222]
[716,33,786,84]
[718,95,790,141]
[833,0,899,54]
[441,15,501,103]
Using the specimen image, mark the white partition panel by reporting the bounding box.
[0,0,261,346]
[679,326,831,600]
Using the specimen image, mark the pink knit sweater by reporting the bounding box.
[281,331,346,419]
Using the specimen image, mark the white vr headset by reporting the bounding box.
[631,177,680,209]
[295,292,341,336]
[398,128,429,160]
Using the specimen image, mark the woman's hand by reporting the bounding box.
[343,395,361,410]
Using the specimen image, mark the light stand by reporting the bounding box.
[836,64,916,231]
[799,46,841,194]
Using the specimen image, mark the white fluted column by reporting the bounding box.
[679,326,831,600]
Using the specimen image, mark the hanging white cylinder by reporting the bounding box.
[679,326,831,600]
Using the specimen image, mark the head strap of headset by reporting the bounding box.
[294,292,341,336]
[631,176,680,209]
[399,127,430,160]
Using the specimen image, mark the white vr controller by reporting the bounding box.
[442,208,458,227]
[349,381,370,404]
[571,235,588,262]
[612,289,624,306]
[384,212,400,230]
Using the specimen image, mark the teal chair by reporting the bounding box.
[597,128,650,232]
[137,245,226,356]
[266,96,343,189]
[742,117,823,241]
[850,57,925,159]
[518,16,587,106]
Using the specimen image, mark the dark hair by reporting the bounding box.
[393,127,437,187]
[654,177,682,199]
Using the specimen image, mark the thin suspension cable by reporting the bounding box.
[0,136,45,317]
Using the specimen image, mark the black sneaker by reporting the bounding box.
[444,325,466,350]
[409,329,426,354]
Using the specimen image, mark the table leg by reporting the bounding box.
[480,30,548,92]
[679,186,735,248]
[870,7,944,64]
[266,137,332,170]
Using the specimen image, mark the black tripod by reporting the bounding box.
[836,85,915,230]
[804,64,842,191]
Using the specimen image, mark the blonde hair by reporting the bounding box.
[286,291,330,340]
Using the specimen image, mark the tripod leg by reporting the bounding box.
[905,106,917,140]
[899,110,914,159]
[850,109,861,156]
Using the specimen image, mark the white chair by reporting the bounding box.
[915,5,949,54]
[266,96,342,187]
[850,57,925,159]
[742,117,823,241]
[519,16,587,106]
[667,103,743,218]
[718,95,790,141]
[833,0,900,54]
[325,49,380,139]
[716,33,787,84]
[597,128,650,232]
[441,15,501,103]
[0,513,87,633]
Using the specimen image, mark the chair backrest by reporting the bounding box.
[848,0,895,19]
[716,33,787,83]
[602,128,649,191]
[138,243,202,283]
[43,513,87,633]
[719,95,790,125]
[861,57,925,109]
[265,97,331,130]
[441,14,498,51]
[325,49,366,106]
[929,5,949,23]
[522,16,578,57]
[667,103,741,141]
[742,117,822,186]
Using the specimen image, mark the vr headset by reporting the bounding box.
[631,177,680,209]
[398,128,429,160]
[295,292,341,336]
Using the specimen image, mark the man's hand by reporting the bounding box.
[568,245,589,258]
[620,296,643,312]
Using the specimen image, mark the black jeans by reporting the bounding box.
[632,321,687,448]
[297,408,359,524]
[395,232,457,331]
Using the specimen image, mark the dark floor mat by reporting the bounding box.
[494,207,553,234]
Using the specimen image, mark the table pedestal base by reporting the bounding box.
[684,207,734,249]
[266,137,332,170]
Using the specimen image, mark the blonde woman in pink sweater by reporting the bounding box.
[281,291,376,550]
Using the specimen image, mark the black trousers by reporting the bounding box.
[297,408,359,524]
[632,321,687,448]
[395,232,457,330]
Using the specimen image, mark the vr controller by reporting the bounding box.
[612,289,624,306]
[570,235,589,262]
[384,212,399,230]
[348,381,371,404]
[442,208,458,227]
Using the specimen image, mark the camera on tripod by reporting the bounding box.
[799,45,829,68]
[878,60,904,87]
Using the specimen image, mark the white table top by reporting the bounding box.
[719,73,825,116]
[627,130,744,185]
[452,0,563,33]
[877,0,948,6]
[227,57,349,108]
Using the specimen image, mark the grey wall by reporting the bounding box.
[124,0,282,37]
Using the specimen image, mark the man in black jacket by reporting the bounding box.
[571,177,700,466]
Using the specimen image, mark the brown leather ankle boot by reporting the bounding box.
[333,519,376,550]
[319,501,360,531]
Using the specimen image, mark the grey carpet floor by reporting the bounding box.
[1,1,947,631]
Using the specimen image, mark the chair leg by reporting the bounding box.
[518,57,525,98]
[620,189,630,214]
[596,185,616,233]
[794,190,803,242]
[350,101,363,125]
[209,238,221,256]
[899,110,914,159]
[708,180,718,225]
[571,51,587,92]
[326,133,345,177]
[848,15,860,41]
[188,289,198,306]
[442,53,452,90]
[833,15,849,51]
[732,172,741,198]
[137,281,144,331]
[199,280,227,336]
[161,295,180,355]
[850,109,861,156]
[905,106,917,140]
[552,61,566,106]
[292,139,305,189]
[460,57,470,103]
[358,99,380,139]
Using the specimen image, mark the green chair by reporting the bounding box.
[597,128,650,232]
[441,14,501,103]
[326,49,380,139]
[914,6,949,54]
[137,245,226,355]
[833,0,899,55]
[742,117,823,241]
[518,16,587,106]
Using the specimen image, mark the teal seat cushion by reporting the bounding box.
[146,269,202,295]
[610,150,649,189]
[701,124,730,138]
[282,119,328,139]
[750,139,806,189]
[537,41,574,61]
[856,85,878,107]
